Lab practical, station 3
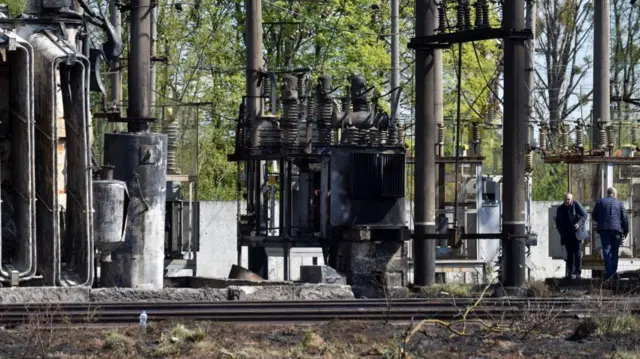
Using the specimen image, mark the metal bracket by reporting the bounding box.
[0,34,16,51]
[408,28,533,49]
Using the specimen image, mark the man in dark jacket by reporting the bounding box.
[592,187,629,280]
[555,193,588,279]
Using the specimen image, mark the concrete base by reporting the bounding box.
[334,240,408,294]
[0,281,356,303]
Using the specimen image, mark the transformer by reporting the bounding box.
[229,73,409,292]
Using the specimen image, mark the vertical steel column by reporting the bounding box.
[501,0,527,288]
[592,0,610,202]
[391,0,400,125]
[593,0,610,149]
[127,0,151,132]
[413,0,437,286]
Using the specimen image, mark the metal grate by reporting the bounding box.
[348,152,405,199]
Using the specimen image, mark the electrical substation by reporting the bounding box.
[0,0,637,304]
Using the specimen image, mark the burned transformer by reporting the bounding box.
[229,72,409,295]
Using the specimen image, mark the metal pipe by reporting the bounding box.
[502,0,527,288]
[150,1,157,121]
[413,0,437,286]
[127,0,152,132]
[391,0,399,127]
[246,0,263,139]
[109,0,122,110]
[525,0,536,140]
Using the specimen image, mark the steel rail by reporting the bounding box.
[0,298,638,325]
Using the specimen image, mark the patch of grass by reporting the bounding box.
[527,280,554,297]
[151,324,208,357]
[613,351,640,359]
[598,313,640,336]
[418,283,474,297]
[102,330,135,351]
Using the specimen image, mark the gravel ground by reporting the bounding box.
[0,318,636,358]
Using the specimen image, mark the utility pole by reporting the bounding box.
[391,0,399,124]
[592,0,610,202]
[502,0,527,289]
[245,0,268,277]
[413,0,437,286]
[109,1,122,110]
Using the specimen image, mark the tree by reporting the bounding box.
[535,0,593,135]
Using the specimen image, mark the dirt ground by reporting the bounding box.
[0,316,638,359]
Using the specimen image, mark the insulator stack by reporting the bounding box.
[315,75,334,146]
[368,128,379,146]
[472,123,480,144]
[346,126,361,145]
[539,127,547,151]
[263,75,272,98]
[463,1,471,29]
[474,2,482,28]
[575,124,584,148]
[525,151,534,173]
[397,122,404,143]
[438,4,446,32]
[280,75,299,148]
[457,2,465,30]
[388,124,398,145]
[380,129,388,145]
[164,119,180,174]
[481,0,489,27]
[606,126,615,149]
[561,127,570,150]
[341,97,349,112]
[599,127,608,149]
[437,123,445,153]
[632,125,638,145]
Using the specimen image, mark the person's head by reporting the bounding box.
[563,192,573,206]
[607,187,618,198]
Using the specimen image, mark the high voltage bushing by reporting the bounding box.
[560,125,570,150]
[351,75,369,112]
[481,0,489,27]
[606,126,615,151]
[438,2,446,32]
[163,116,180,174]
[341,96,349,112]
[457,1,465,30]
[380,129,388,145]
[280,74,299,148]
[471,122,480,144]
[368,128,379,146]
[463,0,471,30]
[297,74,309,149]
[474,1,483,28]
[315,75,334,146]
[599,125,608,149]
[538,126,547,152]
[575,124,584,150]
[346,125,361,145]
[525,151,534,173]
[263,74,272,98]
[632,125,638,145]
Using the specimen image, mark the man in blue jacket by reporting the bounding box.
[592,187,629,280]
[555,193,588,279]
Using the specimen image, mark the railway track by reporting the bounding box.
[1,298,638,326]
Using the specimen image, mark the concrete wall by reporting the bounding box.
[196,200,568,282]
